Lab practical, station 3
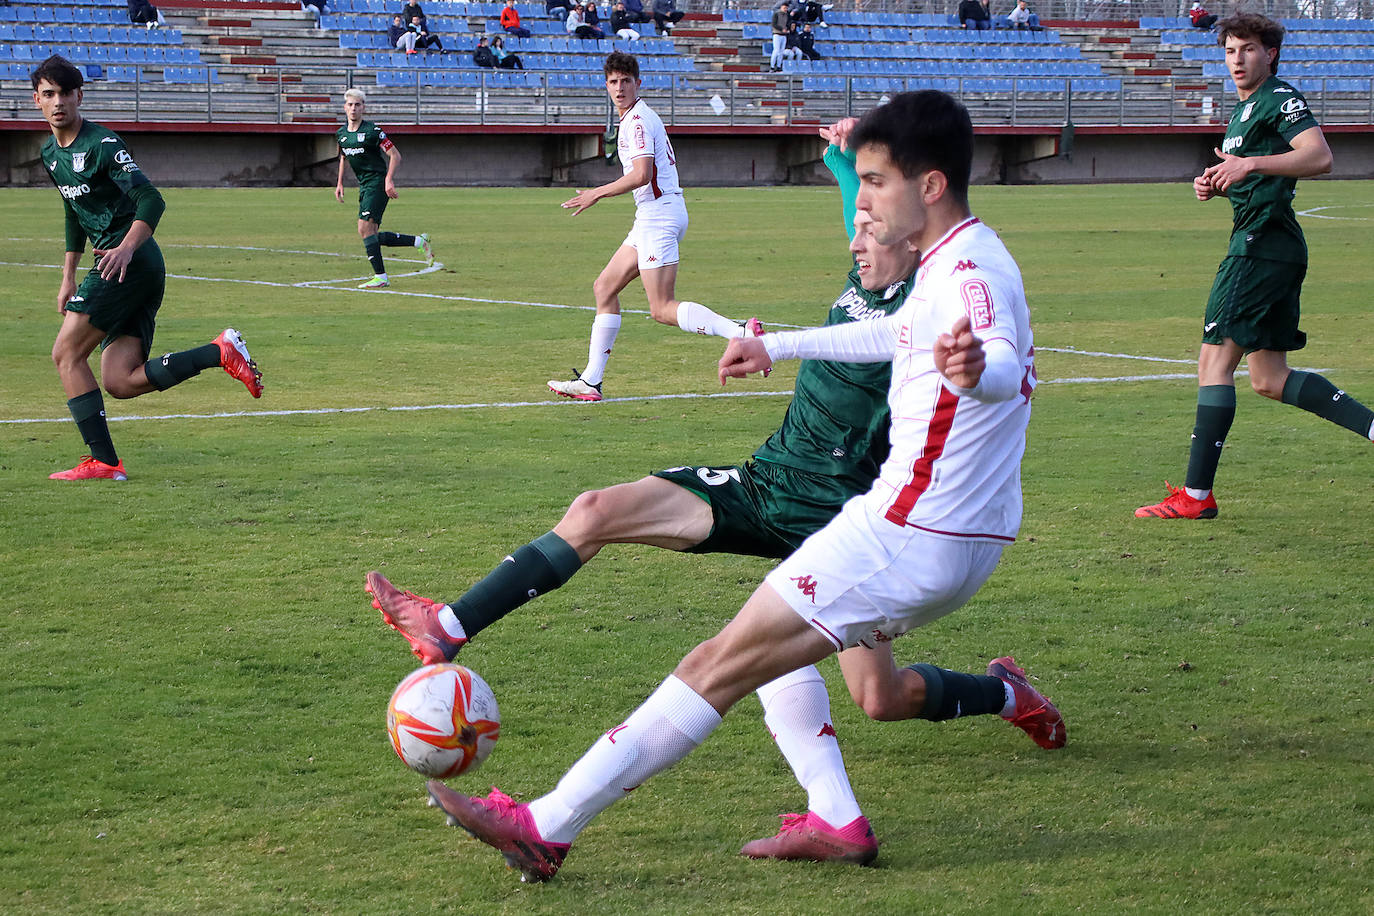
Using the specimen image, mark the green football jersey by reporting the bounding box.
[41,120,152,253]
[1220,75,1320,263]
[336,119,393,186]
[752,270,911,489]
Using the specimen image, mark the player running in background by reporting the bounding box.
[335,88,433,290]
[1135,13,1374,520]
[549,51,759,403]
[411,92,1063,881]
[32,55,263,481]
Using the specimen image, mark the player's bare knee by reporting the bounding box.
[850,684,904,721]
[104,377,140,399]
[1250,375,1284,400]
[559,489,612,549]
[647,300,677,325]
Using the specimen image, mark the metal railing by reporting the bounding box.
[5,66,1370,128]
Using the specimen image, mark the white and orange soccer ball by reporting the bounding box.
[386,663,501,779]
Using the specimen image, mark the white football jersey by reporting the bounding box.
[617,98,682,208]
[863,217,1035,542]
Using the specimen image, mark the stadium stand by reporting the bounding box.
[0,1,1370,128]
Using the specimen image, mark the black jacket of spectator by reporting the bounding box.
[127,0,160,24]
[957,0,988,23]
[610,8,634,31]
[797,27,820,59]
[473,43,496,67]
[401,2,424,26]
[388,22,408,44]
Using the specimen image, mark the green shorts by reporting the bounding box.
[1203,255,1307,352]
[63,238,166,359]
[651,459,863,559]
[358,184,389,225]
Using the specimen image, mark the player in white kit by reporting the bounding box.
[428,92,1065,882]
[549,52,760,402]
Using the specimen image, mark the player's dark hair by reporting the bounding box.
[849,90,973,207]
[604,51,639,80]
[31,54,83,92]
[1217,13,1284,74]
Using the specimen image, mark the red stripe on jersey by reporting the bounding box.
[650,159,661,199]
[884,385,960,527]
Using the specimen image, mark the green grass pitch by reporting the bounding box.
[1,181,1371,914]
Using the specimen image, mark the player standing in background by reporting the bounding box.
[1136,13,1374,519]
[549,51,760,403]
[335,88,433,290]
[32,55,263,481]
[419,91,1063,882]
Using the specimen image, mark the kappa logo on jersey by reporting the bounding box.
[817,723,837,738]
[71,151,87,172]
[960,278,995,331]
[952,259,978,274]
[789,575,819,603]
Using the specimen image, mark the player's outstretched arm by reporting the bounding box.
[562,156,652,215]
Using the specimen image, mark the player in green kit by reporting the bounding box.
[366,118,1055,864]
[335,88,433,290]
[1136,13,1374,520]
[32,55,263,482]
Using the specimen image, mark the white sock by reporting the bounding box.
[413,237,425,248]
[527,675,721,844]
[1000,681,1016,718]
[580,314,621,386]
[756,666,862,827]
[675,301,745,339]
[436,605,466,640]
[1367,418,1374,440]
[1185,487,1211,501]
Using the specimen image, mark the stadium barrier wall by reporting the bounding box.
[3,123,1373,187]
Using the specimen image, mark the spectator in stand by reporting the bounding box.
[769,1,791,71]
[491,34,525,68]
[797,21,821,59]
[301,0,327,25]
[409,14,444,51]
[584,1,604,30]
[389,13,418,52]
[127,0,165,29]
[1006,0,1042,30]
[501,0,532,37]
[782,20,804,63]
[567,3,606,39]
[473,35,497,67]
[1189,1,1217,30]
[547,0,572,21]
[611,1,641,39]
[958,0,990,30]
[400,0,424,26]
[652,0,683,34]
[795,0,829,29]
[621,0,652,23]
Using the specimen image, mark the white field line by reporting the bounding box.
[0,242,1325,427]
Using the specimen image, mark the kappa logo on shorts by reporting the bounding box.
[868,628,892,643]
[789,574,819,603]
[646,255,658,263]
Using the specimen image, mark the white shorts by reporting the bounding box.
[765,497,1005,651]
[623,194,687,271]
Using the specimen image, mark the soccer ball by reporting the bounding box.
[386,663,500,779]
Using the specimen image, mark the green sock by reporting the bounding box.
[362,234,385,275]
[143,343,221,391]
[1282,370,1374,440]
[378,232,416,247]
[1184,385,1236,491]
[908,664,1006,721]
[446,531,583,639]
[67,388,117,465]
